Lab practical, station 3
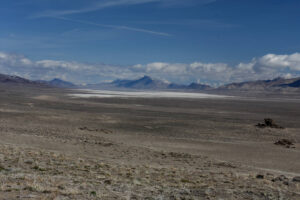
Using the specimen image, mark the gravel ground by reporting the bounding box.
[0,85,299,199]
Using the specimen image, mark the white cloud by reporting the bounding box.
[190,62,228,73]
[36,60,94,71]
[258,53,300,71]
[1,51,300,85]
[145,63,186,74]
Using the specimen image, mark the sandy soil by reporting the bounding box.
[0,85,299,199]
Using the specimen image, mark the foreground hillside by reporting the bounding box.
[1,143,299,199]
[0,85,299,199]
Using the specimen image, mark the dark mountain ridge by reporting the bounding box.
[112,76,169,89]
[0,74,35,84]
[85,75,212,91]
[219,77,300,91]
[47,78,76,88]
[0,74,76,89]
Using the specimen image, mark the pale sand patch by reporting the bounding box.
[0,108,23,113]
[34,95,59,101]
[69,89,232,99]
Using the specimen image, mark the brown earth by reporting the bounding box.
[0,85,299,199]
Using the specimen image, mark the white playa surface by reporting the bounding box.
[68,89,231,99]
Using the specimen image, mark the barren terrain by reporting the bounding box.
[0,85,299,199]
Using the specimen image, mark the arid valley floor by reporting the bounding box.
[0,85,299,199]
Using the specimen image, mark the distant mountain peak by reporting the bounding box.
[188,82,212,90]
[48,78,76,88]
[140,75,152,80]
[112,75,167,89]
[51,78,64,82]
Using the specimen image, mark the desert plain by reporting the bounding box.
[0,85,299,199]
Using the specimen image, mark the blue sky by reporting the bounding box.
[1,0,300,85]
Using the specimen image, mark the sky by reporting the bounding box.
[1,0,300,85]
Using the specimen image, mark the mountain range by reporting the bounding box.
[219,77,300,91]
[84,76,212,91]
[0,74,38,85]
[0,74,75,88]
[37,78,76,88]
[1,73,300,92]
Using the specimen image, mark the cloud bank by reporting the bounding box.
[1,52,300,86]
